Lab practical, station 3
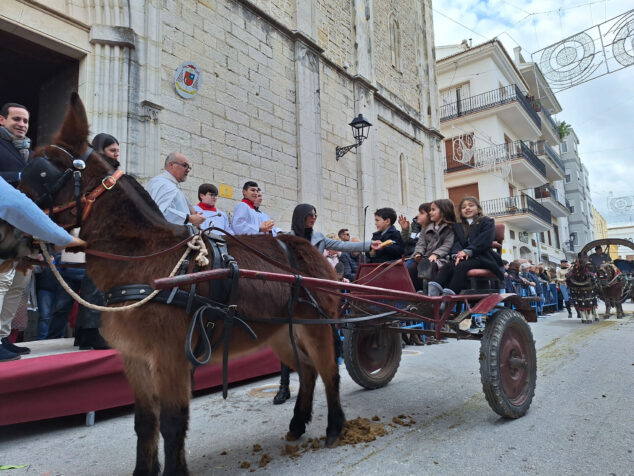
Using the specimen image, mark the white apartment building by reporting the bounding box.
[436,40,572,266]
[561,128,596,253]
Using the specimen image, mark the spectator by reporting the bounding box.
[0,102,33,360]
[323,233,341,268]
[368,208,404,263]
[338,229,350,242]
[0,176,85,361]
[92,133,120,169]
[339,237,361,281]
[232,181,274,235]
[194,183,230,234]
[145,153,205,228]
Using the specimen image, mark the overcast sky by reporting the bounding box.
[432,0,634,227]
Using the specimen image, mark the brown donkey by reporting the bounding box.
[23,94,345,475]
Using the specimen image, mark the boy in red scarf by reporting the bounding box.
[194,183,230,234]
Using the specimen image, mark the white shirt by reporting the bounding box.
[145,170,192,225]
[193,205,231,235]
[231,201,261,235]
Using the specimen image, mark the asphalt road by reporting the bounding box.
[2,304,633,476]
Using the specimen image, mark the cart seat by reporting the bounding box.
[464,223,504,291]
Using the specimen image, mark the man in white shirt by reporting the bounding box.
[254,188,281,236]
[231,181,274,235]
[145,153,205,228]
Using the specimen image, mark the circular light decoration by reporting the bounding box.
[611,13,634,67]
[539,32,598,89]
[174,62,201,99]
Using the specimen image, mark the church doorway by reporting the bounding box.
[0,28,79,148]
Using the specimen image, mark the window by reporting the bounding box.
[565,174,571,183]
[390,15,401,71]
[509,230,516,239]
[560,142,568,153]
[547,231,552,246]
[569,204,575,213]
[539,232,545,243]
[553,225,560,249]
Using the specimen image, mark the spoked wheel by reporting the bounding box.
[343,325,402,389]
[480,309,536,418]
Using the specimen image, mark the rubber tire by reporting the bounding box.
[343,325,402,390]
[480,308,536,419]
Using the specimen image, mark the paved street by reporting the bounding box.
[2,304,633,476]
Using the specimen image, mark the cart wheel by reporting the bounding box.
[480,308,536,418]
[343,325,402,389]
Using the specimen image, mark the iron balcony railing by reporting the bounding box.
[508,140,546,176]
[440,84,541,128]
[532,140,565,173]
[481,194,551,224]
[542,108,560,138]
[534,184,567,207]
[444,139,545,177]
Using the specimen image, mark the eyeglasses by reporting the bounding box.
[173,162,192,171]
[307,213,317,219]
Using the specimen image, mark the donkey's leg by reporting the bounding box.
[287,360,318,441]
[124,357,161,476]
[300,325,345,448]
[152,356,192,476]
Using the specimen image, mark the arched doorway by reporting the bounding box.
[0,29,79,148]
[519,246,533,261]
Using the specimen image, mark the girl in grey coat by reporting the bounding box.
[409,199,456,290]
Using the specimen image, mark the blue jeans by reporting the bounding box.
[559,284,569,301]
[36,289,56,339]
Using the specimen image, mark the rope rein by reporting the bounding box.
[40,234,209,312]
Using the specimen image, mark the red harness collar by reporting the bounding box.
[48,169,124,225]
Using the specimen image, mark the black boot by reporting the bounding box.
[1,337,30,354]
[565,301,572,318]
[78,328,109,350]
[273,364,291,404]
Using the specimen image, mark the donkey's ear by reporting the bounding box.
[52,92,90,147]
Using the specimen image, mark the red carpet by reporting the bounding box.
[0,341,280,426]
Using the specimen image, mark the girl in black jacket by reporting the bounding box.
[430,196,504,295]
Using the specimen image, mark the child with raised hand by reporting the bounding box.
[409,199,456,290]
[429,196,504,296]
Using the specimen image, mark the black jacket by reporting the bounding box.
[450,216,504,280]
[369,225,404,263]
[0,138,27,186]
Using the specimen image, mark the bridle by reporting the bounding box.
[21,143,123,229]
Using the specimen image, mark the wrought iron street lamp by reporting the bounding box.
[335,114,372,160]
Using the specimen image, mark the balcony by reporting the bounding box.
[508,140,547,187]
[440,84,542,139]
[534,184,571,217]
[532,140,565,181]
[481,194,551,232]
[540,108,561,145]
[444,143,510,174]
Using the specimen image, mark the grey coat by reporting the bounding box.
[289,230,370,254]
[412,223,454,264]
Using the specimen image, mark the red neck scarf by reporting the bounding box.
[241,198,255,209]
[197,202,217,212]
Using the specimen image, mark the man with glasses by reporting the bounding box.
[145,152,205,227]
[338,229,350,242]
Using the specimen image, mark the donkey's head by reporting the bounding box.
[20,93,111,228]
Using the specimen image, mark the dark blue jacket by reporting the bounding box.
[451,216,504,280]
[369,225,404,263]
[339,252,360,281]
[0,138,27,186]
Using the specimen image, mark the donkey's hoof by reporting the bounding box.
[325,435,341,448]
[285,431,301,441]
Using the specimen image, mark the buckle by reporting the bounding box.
[102,175,117,190]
